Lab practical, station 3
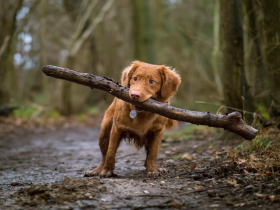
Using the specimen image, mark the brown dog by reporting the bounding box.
[84,61,181,177]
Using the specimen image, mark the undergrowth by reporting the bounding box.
[235,127,280,176]
[164,124,214,140]
[237,127,279,154]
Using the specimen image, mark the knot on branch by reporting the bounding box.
[228,111,243,123]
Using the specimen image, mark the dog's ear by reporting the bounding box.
[121,61,140,87]
[160,66,181,101]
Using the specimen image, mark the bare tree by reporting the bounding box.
[0,0,23,103]
[132,0,155,63]
[243,0,266,107]
[57,0,115,115]
[259,1,280,120]
[211,0,223,97]
[220,0,254,123]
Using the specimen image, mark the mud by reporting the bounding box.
[0,124,280,209]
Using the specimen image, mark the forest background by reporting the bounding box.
[1,0,280,128]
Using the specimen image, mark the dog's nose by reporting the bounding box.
[130,91,141,99]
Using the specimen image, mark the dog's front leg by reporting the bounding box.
[99,124,122,178]
[145,129,165,177]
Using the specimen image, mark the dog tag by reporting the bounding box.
[129,110,137,118]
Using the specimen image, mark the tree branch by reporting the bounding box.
[70,0,115,56]
[42,65,258,140]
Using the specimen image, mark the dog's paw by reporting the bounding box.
[158,167,168,174]
[84,169,100,177]
[99,169,115,178]
[147,171,160,178]
[84,166,103,177]
[147,168,168,178]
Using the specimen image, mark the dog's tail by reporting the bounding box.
[166,119,178,129]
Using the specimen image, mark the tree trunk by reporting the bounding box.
[132,0,155,63]
[211,0,223,97]
[260,1,280,119]
[56,0,114,115]
[220,0,254,123]
[0,0,23,104]
[243,0,266,106]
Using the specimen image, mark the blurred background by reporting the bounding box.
[0,0,279,127]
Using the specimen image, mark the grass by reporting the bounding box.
[234,127,280,176]
[13,107,38,119]
[236,135,273,154]
[237,127,278,154]
[11,105,100,120]
[169,154,183,159]
[164,124,214,140]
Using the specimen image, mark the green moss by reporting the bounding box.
[13,107,37,119]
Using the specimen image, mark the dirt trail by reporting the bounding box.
[0,124,279,209]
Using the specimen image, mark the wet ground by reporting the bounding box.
[0,122,280,209]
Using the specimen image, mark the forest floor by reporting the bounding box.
[0,116,280,210]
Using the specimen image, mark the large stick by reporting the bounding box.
[42,65,258,140]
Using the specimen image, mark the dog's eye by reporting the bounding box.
[149,79,155,84]
[134,77,137,81]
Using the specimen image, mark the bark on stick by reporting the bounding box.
[42,65,258,140]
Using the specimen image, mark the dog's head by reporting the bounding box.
[121,61,181,104]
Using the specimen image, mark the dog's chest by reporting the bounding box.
[120,113,157,135]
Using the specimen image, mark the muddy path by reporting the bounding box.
[0,123,279,209]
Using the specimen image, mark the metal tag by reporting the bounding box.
[129,110,137,118]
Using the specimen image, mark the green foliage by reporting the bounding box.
[48,110,60,119]
[74,106,99,121]
[237,134,273,154]
[208,143,215,148]
[164,124,213,140]
[88,107,99,115]
[164,125,194,140]
[256,104,269,120]
[75,114,87,121]
[249,136,272,153]
[13,107,38,119]
[12,104,64,120]
[169,154,183,159]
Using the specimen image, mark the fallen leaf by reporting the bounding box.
[226,179,239,187]
[237,158,247,165]
[212,152,218,159]
[243,169,249,175]
[249,154,258,161]
[269,195,275,202]
[182,153,194,160]
[209,204,219,208]
[193,185,203,190]
[255,193,267,198]
[227,151,236,158]
[233,203,246,207]
[189,163,197,172]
